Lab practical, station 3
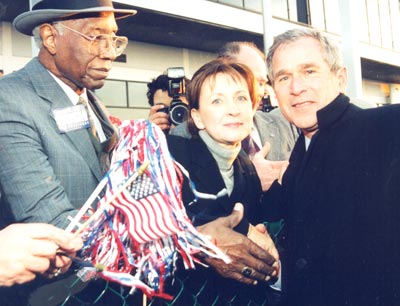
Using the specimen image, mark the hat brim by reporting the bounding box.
[13,7,137,36]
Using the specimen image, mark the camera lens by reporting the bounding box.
[169,101,189,125]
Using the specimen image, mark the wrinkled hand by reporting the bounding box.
[252,142,289,191]
[197,203,279,285]
[0,223,83,286]
[148,104,170,132]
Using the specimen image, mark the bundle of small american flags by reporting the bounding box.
[66,119,229,299]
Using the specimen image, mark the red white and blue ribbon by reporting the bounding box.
[66,119,229,299]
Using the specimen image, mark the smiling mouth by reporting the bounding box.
[293,101,312,107]
[225,122,243,128]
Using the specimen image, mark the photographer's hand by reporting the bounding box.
[148,104,171,132]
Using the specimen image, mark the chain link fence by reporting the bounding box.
[0,220,284,306]
[0,270,280,306]
[27,273,279,306]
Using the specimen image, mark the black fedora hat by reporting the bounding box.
[13,0,137,36]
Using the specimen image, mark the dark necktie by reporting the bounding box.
[242,135,260,158]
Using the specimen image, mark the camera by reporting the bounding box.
[261,94,278,113]
[157,67,189,126]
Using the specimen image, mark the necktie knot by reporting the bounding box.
[242,135,260,157]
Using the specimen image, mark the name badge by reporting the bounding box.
[52,104,90,133]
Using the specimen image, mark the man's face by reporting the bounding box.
[51,13,119,92]
[154,89,173,107]
[271,37,346,138]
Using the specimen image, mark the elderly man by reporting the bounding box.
[0,0,135,229]
[0,0,136,304]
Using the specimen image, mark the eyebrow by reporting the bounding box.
[274,62,319,78]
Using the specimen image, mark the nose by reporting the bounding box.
[290,74,306,96]
[98,38,117,60]
[227,98,240,116]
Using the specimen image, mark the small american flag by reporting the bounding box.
[73,119,229,299]
[112,173,182,244]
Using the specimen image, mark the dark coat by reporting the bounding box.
[165,135,276,305]
[266,94,400,306]
[167,134,266,234]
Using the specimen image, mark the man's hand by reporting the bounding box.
[248,224,279,261]
[148,104,170,132]
[197,203,279,285]
[252,142,289,191]
[0,223,83,286]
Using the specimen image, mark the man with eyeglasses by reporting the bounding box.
[0,1,135,304]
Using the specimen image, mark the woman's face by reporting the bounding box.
[191,73,254,148]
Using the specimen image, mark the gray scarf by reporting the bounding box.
[199,130,241,195]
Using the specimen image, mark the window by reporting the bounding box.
[244,0,262,12]
[218,0,244,8]
[128,82,149,108]
[95,80,148,109]
[96,80,127,108]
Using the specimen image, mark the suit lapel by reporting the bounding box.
[27,58,103,181]
[254,111,279,146]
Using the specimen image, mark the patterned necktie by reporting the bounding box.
[241,135,260,158]
[78,96,98,140]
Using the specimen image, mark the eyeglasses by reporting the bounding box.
[55,23,128,57]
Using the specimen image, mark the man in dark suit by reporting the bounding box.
[265,28,400,306]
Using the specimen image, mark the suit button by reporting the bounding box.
[295,258,307,270]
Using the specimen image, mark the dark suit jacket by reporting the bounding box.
[0,58,116,229]
[254,110,298,160]
[266,94,400,306]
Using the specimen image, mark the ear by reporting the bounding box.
[337,67,348,93]
[40,24,58,55]
[191,109,205,130]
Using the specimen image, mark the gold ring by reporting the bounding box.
[241,266,253,277]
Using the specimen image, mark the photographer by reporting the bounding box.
[258,82,278,113]
[147,68,189,133]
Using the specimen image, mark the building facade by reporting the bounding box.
[0,0,399,119]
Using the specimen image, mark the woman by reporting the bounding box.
[164,58,279,305]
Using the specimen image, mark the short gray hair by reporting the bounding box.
[31,23,65,49]
[266,28,343,83]
[32,25,42,48]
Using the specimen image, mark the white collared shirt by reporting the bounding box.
[48,71,106,142]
